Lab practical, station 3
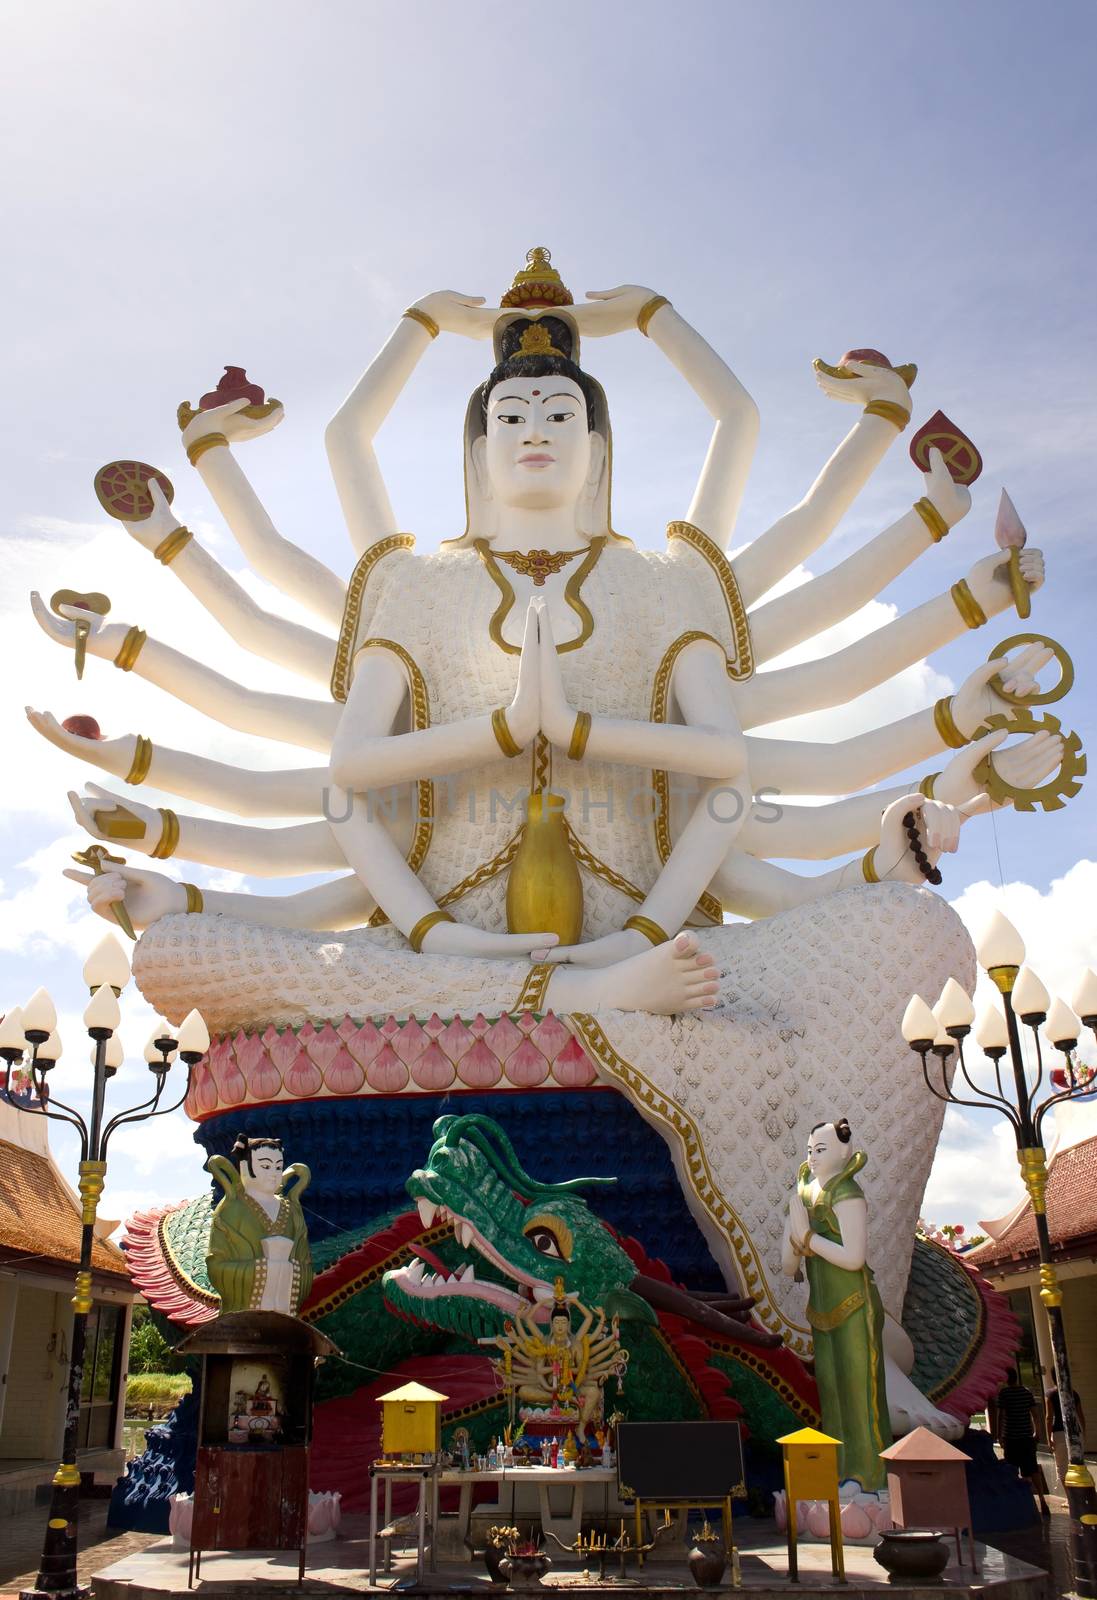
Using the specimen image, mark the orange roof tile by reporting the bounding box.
[972,1134,1097,1268]
[0,1138,127,1276]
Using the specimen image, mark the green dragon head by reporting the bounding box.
[382,1114,653,1342]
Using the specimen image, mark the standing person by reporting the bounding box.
[1046,1384,1087,1495]
[997,1369,1050,1515]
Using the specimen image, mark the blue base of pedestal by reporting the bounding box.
[960,1428,1038,1536]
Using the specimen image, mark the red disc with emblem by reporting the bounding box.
[909,410,983,485]
[93,461,175,523]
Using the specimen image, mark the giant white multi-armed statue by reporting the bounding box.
[29,250,1079,1378]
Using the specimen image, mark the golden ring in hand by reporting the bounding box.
[972,708,1086,814]
[987,632,1074,707]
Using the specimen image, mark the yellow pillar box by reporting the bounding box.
[777,1427,845,1584]
[378,1382,447,1462]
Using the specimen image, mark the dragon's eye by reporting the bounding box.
[523,1214,572,1261]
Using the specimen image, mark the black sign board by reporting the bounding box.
[616,1421,746,1502]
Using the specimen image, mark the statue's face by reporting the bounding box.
[244,1145,284,1196]
[483,376,595,513]
[806,1125,847,1182]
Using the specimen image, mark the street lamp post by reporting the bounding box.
[902,911,1097,1600]
[0,932,208,1600]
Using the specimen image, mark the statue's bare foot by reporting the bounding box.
[547,931,719,1015]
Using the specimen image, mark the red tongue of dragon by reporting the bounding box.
[409,1242,451,1275]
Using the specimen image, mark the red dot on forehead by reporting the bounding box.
[532,389,541,396]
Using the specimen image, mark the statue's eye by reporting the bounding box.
[547,411,574,424]
[526,1228,562,1258]
[523,1214,572,1260]
[498,413,525,425]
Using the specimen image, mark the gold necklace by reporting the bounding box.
[475,538,606,655]
[493,547,584,586]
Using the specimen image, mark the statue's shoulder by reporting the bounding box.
[333,534,422,701]
[831,1150,869,1205]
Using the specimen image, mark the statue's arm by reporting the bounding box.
[68,786,344,876]
[807,1197,868,1273]
[325,292,496,557]
[26,710,327,817]
[119,478,337,679]
[732,363,914,608]
[65,859,376,932]
[748,449,971,665]
[187,419,347,627]
[737,547,1045,730]
[31,594,339,753]
[643,300,759,548]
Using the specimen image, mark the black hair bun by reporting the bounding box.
[499,314,576,365]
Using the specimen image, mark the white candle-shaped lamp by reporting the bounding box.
[21,987,57,1041]
[1012,966,1050,1022]
[901,995,937,1047]
[84,984,121,1036]
[975,1004,1009,1053]
[1045,997,1081,1050]
[177,1009,210,1059]
[1071,968,1097,1028]
[83,932,131,993]
[935,978,976,1033]
[976,910,1026,974]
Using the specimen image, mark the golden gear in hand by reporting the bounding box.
[987,633,1074,708]
[972,709,1086,813]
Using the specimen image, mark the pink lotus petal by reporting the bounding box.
[298,1020,317,1042]
[423,1013,446,1037]
[208,1040,246,1105]
[336,1015,357,1038]
[268,1028,302,1074]
[469,1013,488,1038]
[456,1040,502,1089]
[391,1017,429,1067]
[323,1045,365,1096]
[552,1041,596,1088]
[380,1015,400,1038]
[367,1045,408,1093]
[346,1020,383,1067]
[411,1043,455,1091]
[530,1014,571,1062]
[515,1011,537,1034]
[306,1021,342,1073]
[285,1054,323,1098]
[505,1039,549,1088]
[806,1502,831,1540]
[237,1036,283,1102]
[484,1015,522,1061]
[994,487,1027,550]
[438,1017,474,1064]
[192,1061,219,1113]
[841,1503,872,1541]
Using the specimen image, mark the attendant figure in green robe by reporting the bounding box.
[206,1135,313,1315]
[781,1118,892,1490]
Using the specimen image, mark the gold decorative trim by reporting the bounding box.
[649,630,725,872]
[570,1014,810,1353]
[568,710,592,762]
[77,1160,107,1226]
[154,526,193,565]
[933,695,969,750]
[408,909,455,954]
[125,735,153,786]
[637,294,670,336]
[919,773,939,800]
[186,433,228,466]
[151,809,180,860]
[624,914,670,947]
[475,536,606,655]
[330,534,416,702]
[806,1289,865,1332]
[665,523,754,679]
[183,882,204,914]
[403,305,439,339]
[863,399,910,430]
[440,835,523,908]
[516,963,555,1014]
[950,579,988,630]
[563,820,645,905]
[861,848,879,884]
[912,497,948,543]
[492,706,523,758]
[113,625,147,672]
[356,637,434,875]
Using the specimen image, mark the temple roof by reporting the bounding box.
[970,1133,1097,1269]
[0,1137,128,1278]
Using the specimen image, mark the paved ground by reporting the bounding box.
[0,1500,157,1595]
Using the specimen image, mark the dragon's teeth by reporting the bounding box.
[459,1263,475,1283]
[407,1259,425,1284]
[417,1197,438,1228]
[458,1220,474,1248]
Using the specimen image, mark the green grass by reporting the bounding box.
[124,1371,192,1412]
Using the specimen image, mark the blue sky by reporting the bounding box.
[1,1,1095,1231]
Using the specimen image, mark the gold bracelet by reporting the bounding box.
[568,710,592,762]
[912,497,949,543]
[933,696,970,749]
[624,914,671,947]
[154,526,193,566]
[186,433,228,466]
[637,294,669,336]
[183,882,204,914]
[951,579,988,630]
[113,626,147,672]
[403,306,440,339]
[150,809,180,860]
[124,735,153,785]
[919,772,940,800]
[863,398,911,429]
[861,847,880,884]
[408,909,455,953]
[491,706,523,759]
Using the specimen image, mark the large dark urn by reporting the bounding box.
[499,1552,552,1588]
[873,1529,950,1581]
[688,1541,728,1588]
[483,1542,509,1584]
